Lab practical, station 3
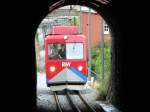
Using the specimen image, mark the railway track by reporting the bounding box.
[54,91,63,112]
[52,90,106,112]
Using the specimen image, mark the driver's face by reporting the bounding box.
[62,47,65,50]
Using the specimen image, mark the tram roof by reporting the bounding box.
[48,26,79,35]
[45,34,86,39]
[45,34,86,43]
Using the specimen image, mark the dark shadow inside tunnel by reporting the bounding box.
[34,1,121,111]
[14,0,147,112]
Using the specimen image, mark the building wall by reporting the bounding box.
[104,34,111,46]
[82,12,111,47]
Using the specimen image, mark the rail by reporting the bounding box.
[52,90,106,112]
[66,90,81,112]
[53,91,63,112]
[77,91,97,112]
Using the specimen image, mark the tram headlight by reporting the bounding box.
[78,66,83,71]
[50,66,56,72]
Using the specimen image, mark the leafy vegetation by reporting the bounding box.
[90,43,111,100]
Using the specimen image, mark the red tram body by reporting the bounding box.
[45,26,88,91]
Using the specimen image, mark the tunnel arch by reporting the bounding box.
[35,0,121,110]
[14,0,130,112]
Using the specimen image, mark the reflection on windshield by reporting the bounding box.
[66,43,83,59]
[48,43,83,60]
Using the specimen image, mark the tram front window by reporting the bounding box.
[66,43,83,59]
[48,43,83,60]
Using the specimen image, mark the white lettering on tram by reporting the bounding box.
[62,62,71,67]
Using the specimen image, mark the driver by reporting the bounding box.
[49,44,60,59]
[59,44,66,59]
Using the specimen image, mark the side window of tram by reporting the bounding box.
[48,44,66,60]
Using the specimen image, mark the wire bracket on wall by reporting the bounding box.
[96,0,111,4]
[49,0,65,12]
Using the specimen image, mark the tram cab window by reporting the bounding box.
[58,44,66,59]
[48,43,83,60]
[48,44,65,59]
[66,43,83,59]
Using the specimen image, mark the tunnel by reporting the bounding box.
[12,0,148,112]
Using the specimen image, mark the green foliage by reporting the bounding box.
[63,16,80,26]
[35,36,40,72]
[90,43,111,100]
[70,17,80,26]
[36,63,40,72]
[96,73,110,100]
[91,44,111,79]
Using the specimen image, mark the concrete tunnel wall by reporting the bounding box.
[13,0,148,112]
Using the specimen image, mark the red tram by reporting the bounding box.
[45,26,88,91]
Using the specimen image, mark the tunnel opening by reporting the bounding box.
[13,0,129,112]
[35,3,116,111]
